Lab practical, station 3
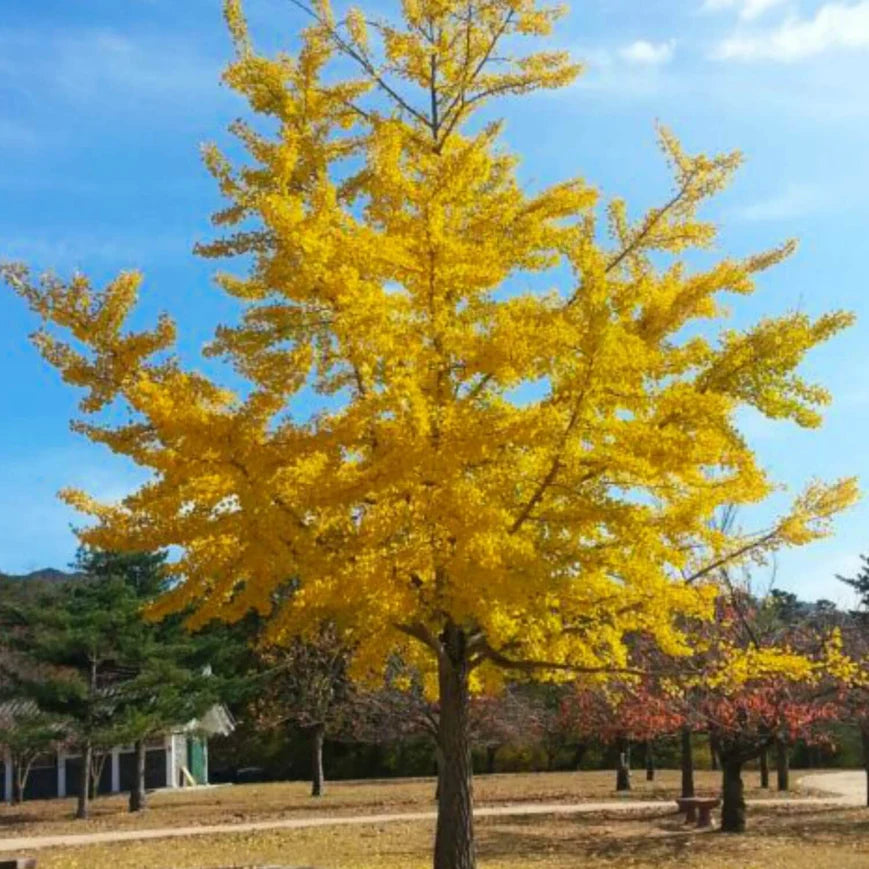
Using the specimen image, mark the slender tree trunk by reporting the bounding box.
[680,727,695,799]
[129,739,147,812]
[775,737,789,792]
[721,759,746,833]
[644,740,655,782]
[76,743,92,820]
[11,757,31,805]
[615,739,631,791]
[572,743,587,770]
[861,723,869,808]
[90,751,107,800]
[434,623,475,869]
[310,723,325,797]
[485,745,497,775]
[759,746,769,789]
[709,733,720,771]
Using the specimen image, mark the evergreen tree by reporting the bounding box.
[0,549,224,816]
[839,556,869,623]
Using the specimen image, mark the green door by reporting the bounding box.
[187,737,206,785]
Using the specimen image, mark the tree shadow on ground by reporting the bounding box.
[473,805,869,864]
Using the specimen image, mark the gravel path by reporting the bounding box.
[0,770,862,853]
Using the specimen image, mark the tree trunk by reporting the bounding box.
[11,757,31,805]
[129,739,147,812]
[680,727,695,799]
[615,739,631,791]
[76,743,92,820]
[485,745,497,775]
[434,623,475,869]
[721,759,746,833]
[572,743,587,770]
[709,733,720,771]
[90,751,107,800]
[310,723,325,798]
[759,746,769,789]
[861,723,869,808]
[644,740,655,782]
[775,737,789,792]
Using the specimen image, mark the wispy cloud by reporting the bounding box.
[714,1,869,61]
[703,0,790,20]
[564,40,677,99]
[619,39,676,65]
[729,183,831,221]
[0,27,225,112]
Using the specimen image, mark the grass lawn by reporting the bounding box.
[0,770,861,869]
[27,804,869,869]
[0,769,823,839]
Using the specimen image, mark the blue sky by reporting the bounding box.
[1,0,868,604]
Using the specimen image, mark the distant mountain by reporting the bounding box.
[0,569,85,602]
[0,568,81,584]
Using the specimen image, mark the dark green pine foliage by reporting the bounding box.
[839,556,869,623]
[0,548,224,817]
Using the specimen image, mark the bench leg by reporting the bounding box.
[684,805,697,824]
[696,807,712,828]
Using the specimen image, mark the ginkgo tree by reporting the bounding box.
[1,0,858,865]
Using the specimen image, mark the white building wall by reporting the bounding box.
[111,749,120,793]
[57,749,66,797]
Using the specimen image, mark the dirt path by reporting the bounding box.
[799,770,866,805]
[0,771,862,854]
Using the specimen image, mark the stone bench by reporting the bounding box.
[675,796,721,828]
[0,858,37,869]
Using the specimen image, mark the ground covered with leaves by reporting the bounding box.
[0,769,814,840]
[27,803,869,869]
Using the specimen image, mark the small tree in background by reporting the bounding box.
[469,687,544,774]
[0,571,143,818]
[0,548,227,816]
[0,710,62,804]
[253,623,355,797]
[680,591,846,833]
[838,559,869,806]
[560,680,682,792]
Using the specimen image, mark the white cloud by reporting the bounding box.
[619,39,676,65]
[703,0,789,20]
[715,2,869,61]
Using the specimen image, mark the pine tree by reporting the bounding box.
[0,550,221,815]
[839,556,869,622]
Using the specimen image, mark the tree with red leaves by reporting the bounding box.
[560,680,683,791]
[837,559,869,806]
[681,590,844,832]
